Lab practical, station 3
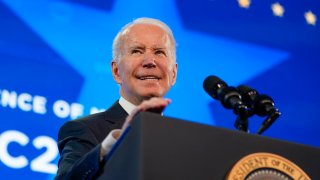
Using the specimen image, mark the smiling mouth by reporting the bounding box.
[137,76,160,80]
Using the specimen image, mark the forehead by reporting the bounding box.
[123,24,170,48]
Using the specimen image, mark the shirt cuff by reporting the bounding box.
[100,129,122,160]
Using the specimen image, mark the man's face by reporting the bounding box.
[112,24,177,105]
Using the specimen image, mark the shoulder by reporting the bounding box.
[59,111,105,132]
[58,111,107,142]
[58,101,128,142]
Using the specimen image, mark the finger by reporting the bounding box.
[139,98,171,111]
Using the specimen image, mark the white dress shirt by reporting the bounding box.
[119,96,137,115]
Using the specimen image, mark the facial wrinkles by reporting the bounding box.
[120,26,175,66]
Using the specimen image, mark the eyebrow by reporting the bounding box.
[128,45,167,51]
[153,47,166,50]
[127,40,168,50]
[128,44,145,50]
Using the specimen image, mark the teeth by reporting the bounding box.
[139,76,159,80]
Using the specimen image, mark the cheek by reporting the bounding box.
[118,61,140,85]
[118,61,133,76]
[163,63,174,77]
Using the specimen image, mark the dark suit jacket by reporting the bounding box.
[55,101,127,180]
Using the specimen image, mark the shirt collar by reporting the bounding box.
[119,97,137,115]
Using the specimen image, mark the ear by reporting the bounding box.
[111,60,122,84]
[171,63,178,86]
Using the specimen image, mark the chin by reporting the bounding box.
[139,91,163,99]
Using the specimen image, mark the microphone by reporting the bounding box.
[237,85,281,134]
[203,76,242,110]
[203,76,250,131]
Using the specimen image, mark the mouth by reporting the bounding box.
[137,75,161,81]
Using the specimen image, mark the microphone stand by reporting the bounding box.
[233,104,251,132]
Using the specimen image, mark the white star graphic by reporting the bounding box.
[271,2,284,17]
[305,10,317,26]
[238,0,251,9]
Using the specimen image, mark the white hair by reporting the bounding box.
[112,17,176,63]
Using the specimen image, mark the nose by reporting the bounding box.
[142,53,156,68]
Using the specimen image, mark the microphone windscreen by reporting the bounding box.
[203,75,227,99]
[237,85,253,95]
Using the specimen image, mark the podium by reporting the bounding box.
[98,112,320,179]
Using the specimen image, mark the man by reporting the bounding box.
[55,17,178,179]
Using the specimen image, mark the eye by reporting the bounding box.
[131,49,142,54]
[155,50,166,56]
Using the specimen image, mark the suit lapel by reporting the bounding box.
[104,101,128,129]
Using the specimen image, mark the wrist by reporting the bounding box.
[112,129,122,140]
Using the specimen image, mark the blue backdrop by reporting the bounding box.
[0,0,319,179]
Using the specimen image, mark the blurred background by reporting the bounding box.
[0,0,319,179]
